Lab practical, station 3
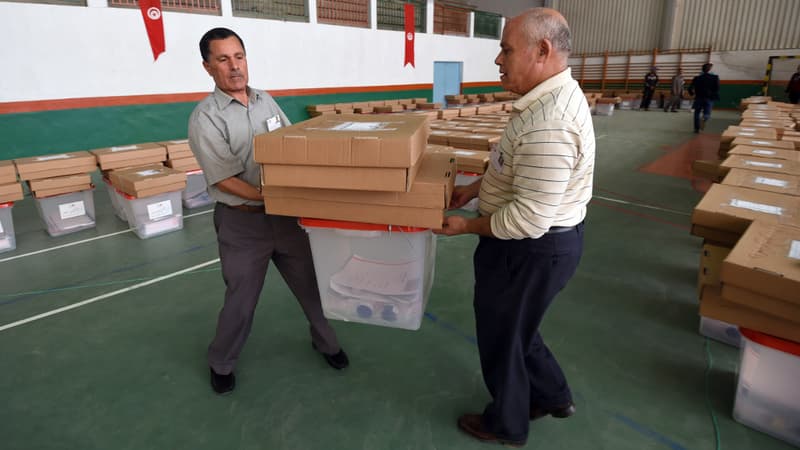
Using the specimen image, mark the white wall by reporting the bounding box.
[0,2,502,103]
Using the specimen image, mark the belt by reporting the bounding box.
[225,203,264,213]
[545,225,577,234]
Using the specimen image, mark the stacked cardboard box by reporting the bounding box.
[425,145,489,174]
[307,104,336,117]
[160,139,201,172]
[0,160,23,203]
[255,114,454,228]
[91,143,167,171]
[14,151,96,198]
[108,165,187,239]
[109,164,187,198]
[718,126,778,156]
[445,95,467,105]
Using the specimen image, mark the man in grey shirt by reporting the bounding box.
[663,68,684,112]
[188,27,348,395]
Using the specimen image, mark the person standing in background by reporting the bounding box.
[664,68,684,112]
[787,64,800,104]
[188,27,349,395]
[688,63,721,133]
[640,66,659,110]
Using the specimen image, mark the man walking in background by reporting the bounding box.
[664,68,684,112]
[688,63,720,133]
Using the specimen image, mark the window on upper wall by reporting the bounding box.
[433,1,469,36]
[473,10,501,39]
[108,0,221,15]
[231,0,308,21]
[317,0,369,28]
[377,0,426,33]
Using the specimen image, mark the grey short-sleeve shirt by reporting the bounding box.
[188,87,290,206]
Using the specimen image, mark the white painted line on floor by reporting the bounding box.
[0,258,220,333]
[0,208,214,264]
[594,195,691,216]
[596,134,607,139]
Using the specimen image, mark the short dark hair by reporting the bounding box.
[702,63,713,73]
[199,28,246,62]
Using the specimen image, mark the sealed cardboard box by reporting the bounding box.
[697,242,732,297]
[691,159,728,183]
[728,145,800,162]
[721,221,800,307]
[166,156,202,172]
[690,184,800,246]
[28,174,93,199]
[0,183,24,203]
[254,114,428,170]
[158,139,193,159]
[261,161,422,192]
[721,155,800,176]
[90,143,167,170]
[731,137,796,151]
[0,161,17,184]
[109,164,187,198]
[722,168,799,196]
[699,285,800,343]
[447,133,501,151]
[14,151,96,181]
[33,183,94,199]
[425,144,489,174]
[262,152,455,229]
[722,284,800,324]
[437,109,461,119]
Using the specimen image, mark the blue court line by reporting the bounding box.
[424,310,688,450]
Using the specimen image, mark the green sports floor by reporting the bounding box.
[0,108,796,450]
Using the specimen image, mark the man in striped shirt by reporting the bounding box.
[435,8,595,447]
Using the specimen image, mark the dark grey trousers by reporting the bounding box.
[208,203,341,374]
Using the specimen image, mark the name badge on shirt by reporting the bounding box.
[489,142,504,173]
[266,115,282,132]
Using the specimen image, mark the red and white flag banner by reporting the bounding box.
[139,0,165,61]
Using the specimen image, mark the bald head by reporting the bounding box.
[513,8,572,57]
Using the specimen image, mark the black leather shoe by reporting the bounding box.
[209,368,235,394]
[312,342,349,370]
[530,401,576,421]
[457,414,525,448]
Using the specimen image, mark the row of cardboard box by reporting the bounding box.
[691,100,800,345]
[0,140,199,203]
[309,101,515,117]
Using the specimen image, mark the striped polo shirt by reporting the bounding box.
[478,67,595,240]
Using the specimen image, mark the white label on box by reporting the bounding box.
[454,150,477,156]
[146,200,173,220]
[35,154,70,161]
[170,139,189,144]
[752,149,776,156]
[751,140,772,145]
[745,160,782,168]
[327,122,394,132]
[729,199,783,215]
[136,169,161,177]
[789,241,800,260]
[59,201,86,219]
[754,176,788,188]
[740,128,757,132]
[738,132,755,136]
[110,145,138,152]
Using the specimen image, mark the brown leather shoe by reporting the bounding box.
[457,414,526,448]
[529,402,576,421]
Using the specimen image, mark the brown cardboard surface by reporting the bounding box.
[446,133,501,151]
[690,184,800,245]
[20,162,98,181]
[33,183,94,199]
[0,183,24,203]
[14,151,96,179]
[721,127,778,144]
[691,159,728,182]
[90,143,167,170]
[0,161,17,184]
[261,158,422,192]
[721,221,800,304]
[728,145,800,162]
[721,155,800,176]
[109,165,187,197]
[121,181,187,199]
[158,139,193,159]
[264,197,444,228]
[263,152,454,210]
[721,168,799,196]
[166,156,201,172]
[697,242,732,297]
[425,144,489,174]
[722,284,800,323]
[730,137,796,151]
[254,114,429,169]
[699,285,800,343]
[28,174,92,192]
